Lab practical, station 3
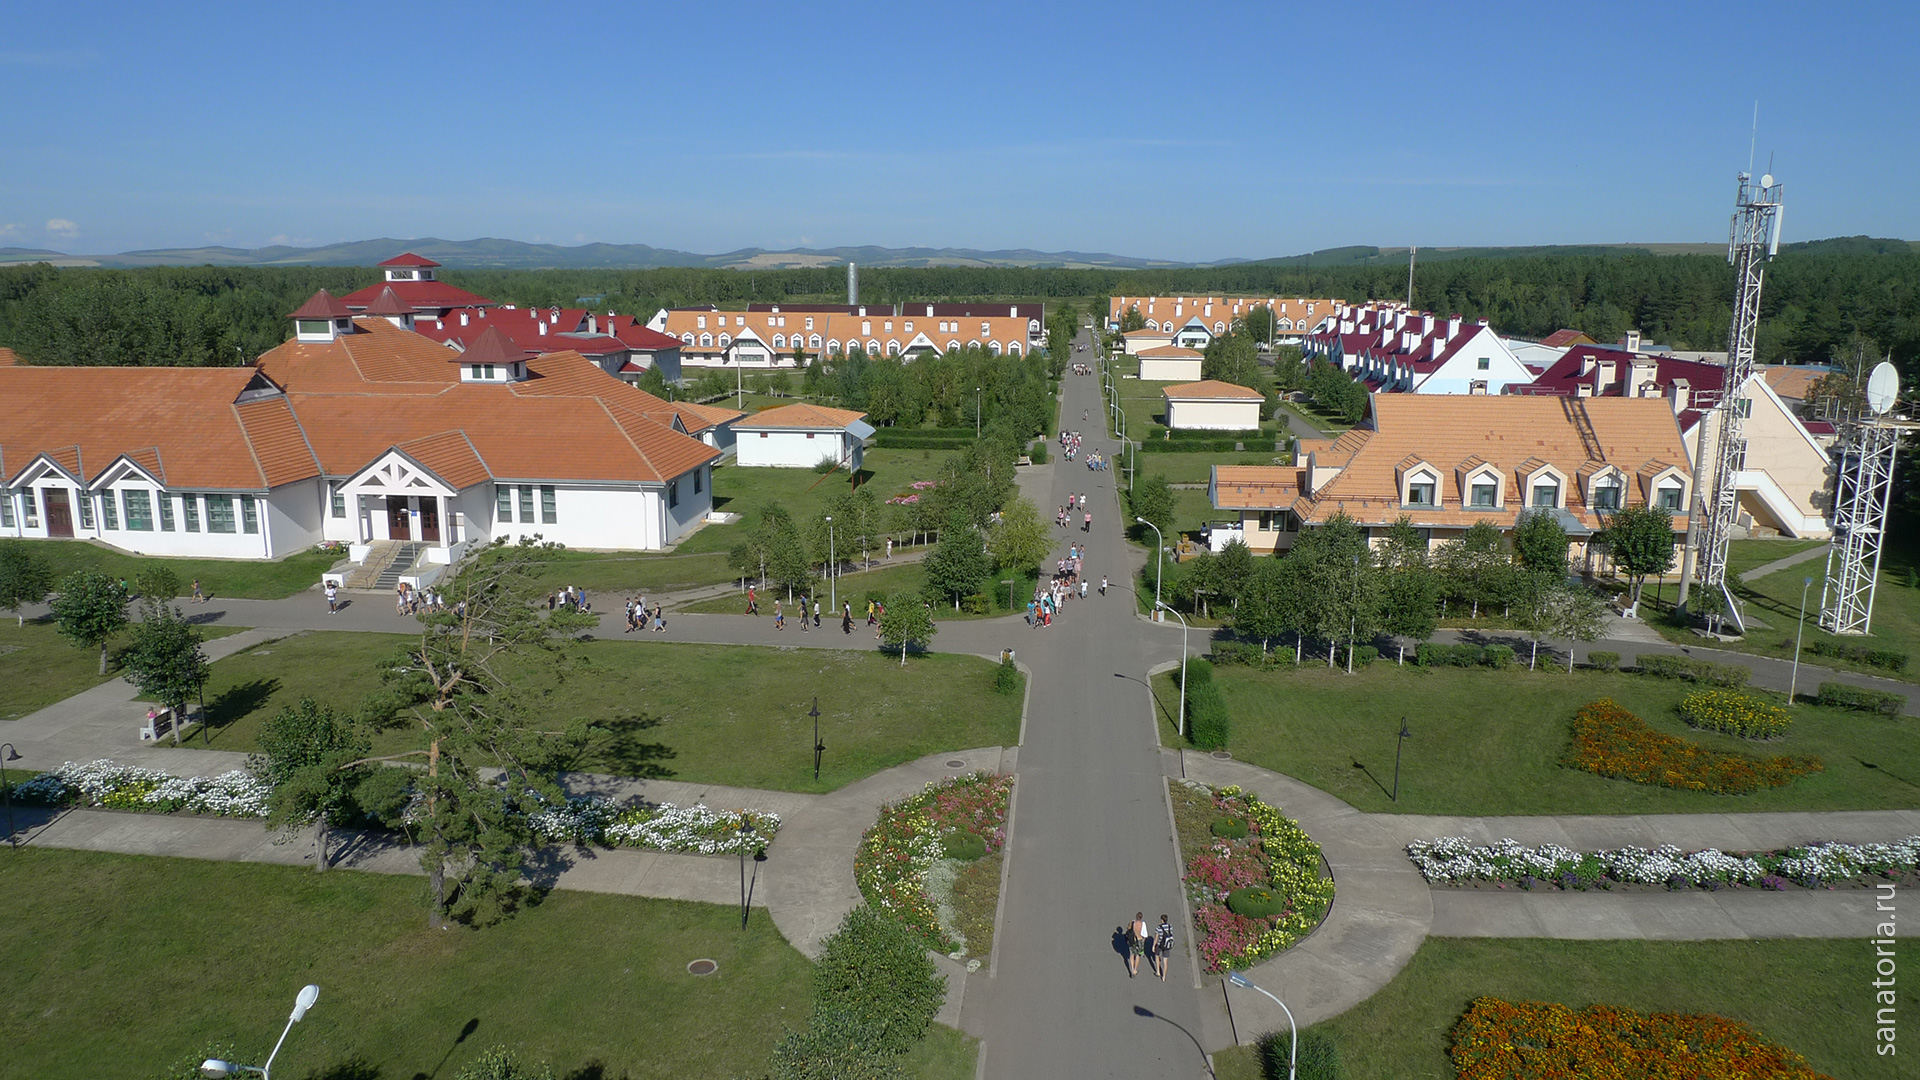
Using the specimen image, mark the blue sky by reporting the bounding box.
[3,0,1915,262]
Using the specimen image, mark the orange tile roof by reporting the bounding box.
[1212,466,1303,509]
[1164,380,1263,400]
[0,347,18,366]
[396,431,492,489]
[1759,365,1823,401]
[1138,345,1203,359]
[1111,296,1336,328]
[736,403,870,430]
[1287,395,1691,531]
[0,366,315,489]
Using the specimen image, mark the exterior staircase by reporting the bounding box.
[343,541,422,590]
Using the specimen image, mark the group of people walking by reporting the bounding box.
[1126,912,1175,979]
[548,584,591,614]
[625,596,666,633]
[1059,429,1088,463]
[1056,491,1093,532]
[397,582,445,615]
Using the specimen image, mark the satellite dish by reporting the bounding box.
[1761,173,1774,188]
[1867,361,1899,415]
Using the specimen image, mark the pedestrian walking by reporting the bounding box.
[1100,575,1108,595]
[813,599,822,627]
[886,538,893,560]
[800,594,810,632]
[325,580,338,614]
[1155,916,1174,979]
[652,604,665,633]
[873,601,885,639]
[866,599,877,626]
[1083,511,1092,532]
[1079,579,1088,599]
[775,599,785,630]
[1128,913,1148,977]
[746,586,757,615]
[191,578,203,603]
[842,602,853,635]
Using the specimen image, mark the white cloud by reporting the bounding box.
[0,223,18,237]
[45,218,79,238]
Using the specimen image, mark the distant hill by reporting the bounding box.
[2,235,1911,271]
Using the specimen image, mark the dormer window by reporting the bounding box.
[1469,482,1498,508]
[1407,481,1435,506]
[297,320,330,338]
[1593,482,1621,511]
[1657,483,1684,511]
[1531,480,1560,508]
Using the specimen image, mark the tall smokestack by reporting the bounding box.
[847,262,858,306]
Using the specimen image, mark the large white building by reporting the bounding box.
[732,403,875,470]
[0,292,732,581]
[1302,303,1534,395]
[650,303,1039,367]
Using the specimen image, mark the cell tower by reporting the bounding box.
[1691,171,1784,632]
[1819,361,1909,634]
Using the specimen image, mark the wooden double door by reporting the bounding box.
[384,495,439,542]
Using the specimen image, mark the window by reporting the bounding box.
[1407,480,1435,506]
[540,486,557,524]
[25,492,38,528]
[83,491,101,529]
[1476,357,1490,370]
[497,485,514,521]
[159,494,175,531]
[1657,485,1684,511]
[1257,510,1274,530]
[1592,484,1621,511]
[470,364,483,380]
[183,494,200,532]
[241,495,259,534]
[693,467,703,494]
[700,333,713,347]
[0,490,12,529]
[1470,482,1498,508]
[809,334,821,349]
[667,480,679,509]
[518,485,534,522]
[1531,482,1559,509]
[296,319,330,336]
[484,364,496,380]
[206,495,236,533]
[329,481,346,518]
[124,490,153,531]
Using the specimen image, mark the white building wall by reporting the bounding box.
[490,483,670,550]
[661,465,712,546]
[1139,358,1203,382]
[736,429,851,469]
[1167,399,1262,431]
[262,479,326,559]
[1413,328,1533,395]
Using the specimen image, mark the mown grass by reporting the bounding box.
[677,562,1040,620]
[0,618,244,721]
[0,847,973,1080]
[23,539,338,600]
[1155,663,1920,814]
[1213,938,1887,1080]
[184,631,1023,793]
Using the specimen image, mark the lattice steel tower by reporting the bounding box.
[1819,359,1908,635]
[1693,171,1783,632]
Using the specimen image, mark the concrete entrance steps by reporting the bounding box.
[342,541,418,590]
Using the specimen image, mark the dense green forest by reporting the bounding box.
[2,249,1916,372]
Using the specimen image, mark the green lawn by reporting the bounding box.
[0,618,244,721]
[23,539,338,600]
[1157,664,1920,814]
[0,847,972,1080]
[186,631,1023,793]
[678,448,962,558]
[679,562,1039,620]
[1142,453,1287,487]
[1213,938,1886,1080]
[1727,536,1826,580]
[525,549,738,595]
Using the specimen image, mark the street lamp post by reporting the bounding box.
[1346,553,1360,674]
[975,386,982,437]
[1225,972,1297,1080]
[200,984,320,1080]
[1790,575,1814,703]
[1,743,20,849]
[1392,717,1412,802]
[809,697,824,781]
[1136,517,1164,616]
[739,818,757,930]
[1157,603,1189,741]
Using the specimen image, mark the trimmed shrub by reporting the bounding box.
[1483,644,1515,668]
[993,656,1020,695]
[1211,817,1249,839]
[1587,650,1620,672]
[1416,642,1484,668]
[1188,680,1232,750]
[960,592,990,615]
[1209,641,1263,667]
[1562,699,1822,794]
[773,905,943,1073]
[1026,440,1048,464]
[1636,653,1751,687]
[1265,646,1297,666]
[941,830,987,861]
[1338,644,1378,667]
[1815,681,1908,716]
[1808,639,1911,672]
[1676,689,1793,739]
[1185,657,1214,685]
[1166,428,1265,441]
[1258,1028,1347,1080]
[1225,884,1288,919]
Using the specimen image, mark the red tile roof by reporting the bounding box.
[339,279,493,312]
[454,325,536,367]
[363,286,416,317]
[289,289,353,319]
[378,253,441,268]
[735,403,870,430]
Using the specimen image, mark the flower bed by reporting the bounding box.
[1408,834,1920,889]
[1676,689,1793,739]
[1562,699,1822,794]
[13,759,271,818]
[1179,784,1334,972]
[1449,997,1827,1080]
[528,796,778,856]
[853,771,1013,953]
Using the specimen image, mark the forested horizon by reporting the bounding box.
[2,249,1916,374]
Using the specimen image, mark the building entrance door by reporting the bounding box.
[43,489,73,538]
[419,499,440,543]
[385,496,412,540]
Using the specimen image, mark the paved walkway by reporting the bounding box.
[1743,542,1831,581]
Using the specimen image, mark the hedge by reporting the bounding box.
[1188,680,1231,750]
[1587,651,1620,672]
[873,431,978,449]
[1815,681,1908,715]
[1164,427,1264,442]
[1184,657,1214,686]
[1338,644,1379,667]
[1806,639,1911,672]
[767,906,945,1079]
[1635,653,1751,687]
[1483,644,1515,668]
[1210,641,1296,668]
[1138,438,1280,454]
[1415,642,1509,668]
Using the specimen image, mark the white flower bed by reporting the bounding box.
[528,794,777,856]
[1408,835,1920,888]
[13,759,271,818]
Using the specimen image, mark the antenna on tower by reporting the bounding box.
[847,262,858,306]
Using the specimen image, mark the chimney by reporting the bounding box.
[1625,329,1642,352]
[926,304,934,317]
[858,305,867,317]
[1422,313,1435,336]
[1580,351,1596,377]
[435,319,444,330]
[847,262,858,305]
[1670,378,1691,412]
[478,308,486,318]
[538,321,547,336]
[1597,358,1616,394]
[1447,313,1462,340]
[460,312,469,326]
[587,314,597,334]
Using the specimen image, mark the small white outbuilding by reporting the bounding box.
[1162,380,1264,431]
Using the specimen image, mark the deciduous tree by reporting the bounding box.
[120,600,210,745]
[1597,504,1677,607]
[987,496,1051,577]
[258,697,371,872]
[0,539,52,626]
[49,569,128,674]
[877,590,937,665]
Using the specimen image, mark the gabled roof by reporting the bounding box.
[379,253,441,268]
[339,279,494,312]
[1138,345,1204,359]
[0,347,18,366]
[1123,328,1174,340]
[735,403,872,432]
[1542,329,1595,348]
[363,287,416,317]
[454,325,536,367]
[1163,380,1263,401]
[1212,465,1302,510]
[289,290,353,319]
[394,430,492,489]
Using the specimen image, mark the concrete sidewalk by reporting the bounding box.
[1428,887,1872,939]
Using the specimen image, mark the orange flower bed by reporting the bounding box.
[1450,997,1831,1080]
[1562,699,1822,795]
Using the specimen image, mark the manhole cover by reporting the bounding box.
[686,959,718,976]
[1211,751,1233,760]
[946,760,967,768]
